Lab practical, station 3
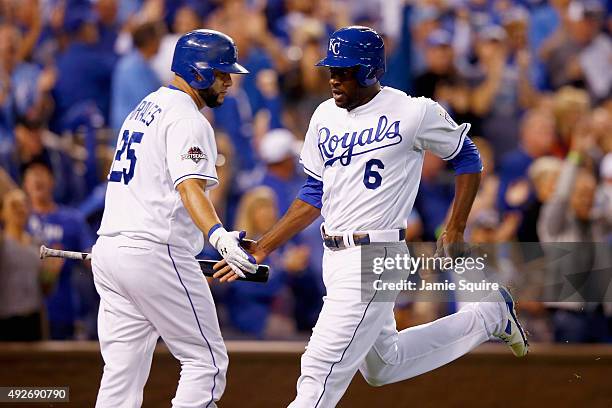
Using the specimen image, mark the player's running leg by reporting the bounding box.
[359,287,528,386]
[288,244,405,408]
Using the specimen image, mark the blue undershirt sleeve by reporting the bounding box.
[448,136,483,175]
[297,176,323,209]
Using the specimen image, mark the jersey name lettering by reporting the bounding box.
[128,100,162,127]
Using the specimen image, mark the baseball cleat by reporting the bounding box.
[493,286,529,357]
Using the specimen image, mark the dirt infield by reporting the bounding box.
[0,342,611,407]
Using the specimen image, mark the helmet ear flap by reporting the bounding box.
[356,65,377,87]
[189,64,215,89]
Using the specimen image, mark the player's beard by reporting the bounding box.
[198,88,223,108]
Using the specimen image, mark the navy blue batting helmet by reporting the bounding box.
[171,29,249,90]
[316,26,385,87]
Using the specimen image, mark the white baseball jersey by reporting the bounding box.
[98,86,218,255]
[299,86,470,232]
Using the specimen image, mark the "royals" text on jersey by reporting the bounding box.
[317,115,402,166]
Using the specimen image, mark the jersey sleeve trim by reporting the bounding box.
[441,123,470,161]
[302,164,323,181]
[173,173,219,189]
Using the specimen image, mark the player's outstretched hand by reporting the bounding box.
[213,239,265,283]
[434,229,470,259]
[209,226,256,279]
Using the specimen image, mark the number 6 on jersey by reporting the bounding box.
[363,158,384,189]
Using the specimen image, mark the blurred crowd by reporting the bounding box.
[0,0,611,343]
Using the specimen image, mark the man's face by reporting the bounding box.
[1,189,29,228]
[15,124,43,156]
[328,66,366,110]
[425,45,453,74]
[522,114,556,157]
[0,25,20,70]
[198,70,233,108]
[23,164,54,203]
[571,172,596,220]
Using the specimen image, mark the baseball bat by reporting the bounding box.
[39,245,270,283]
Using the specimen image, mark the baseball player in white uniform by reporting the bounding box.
[215,26,529,407]
[92,30,256,408]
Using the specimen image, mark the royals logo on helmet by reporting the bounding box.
[329,39,341,55]
[181,146,207,163]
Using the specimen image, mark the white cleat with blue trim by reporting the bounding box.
[493,287,529,357]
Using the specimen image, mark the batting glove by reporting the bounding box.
[208,224,257,278]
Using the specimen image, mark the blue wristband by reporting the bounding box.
[208,223,223,239]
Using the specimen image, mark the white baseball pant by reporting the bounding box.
[92,235,228,408]
[289,242,504,407]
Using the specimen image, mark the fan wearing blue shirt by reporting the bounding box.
[51,6,117,132]
[22,160,95,339]
[110,21,163,131]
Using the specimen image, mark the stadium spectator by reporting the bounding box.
[597,153,612,242]
[110,21,163,131]
[94,0,120,54]
[409,5,442,75]
[552,86,591,154]
[0,23,54,141]
[590,106,612,156]
[413,29,455,99]
[22,160,95,339]
[413,152,454,241]
[256,128,303,215]
[280,19,330,133]
[468,137,499,226]
[468,25,538,161]
[541,0,612,101]
[152,4,201,84]
[1,117,82,205]
[497,109,556,215]
[538,132,612,342]
[224,186,288,338]
[228,186,323,338]
[207,1,289,114]
[0,168,16,200]
[538,132,610,241]
[413,29,471,124]
[523,156,564,241]
[51,5,117,131]
[0,189,48,341]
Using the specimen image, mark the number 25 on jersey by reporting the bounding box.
[108,130,144,185]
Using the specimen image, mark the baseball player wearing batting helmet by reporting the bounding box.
[216,26,529,407]
[93,29,254,407]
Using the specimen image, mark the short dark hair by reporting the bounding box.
[15,115,45,131]
[132,22,164,50]
[21,158,53,178]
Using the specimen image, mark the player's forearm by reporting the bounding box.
[446,172,481,232]
[257,198,320,256]
[177,179,221,236]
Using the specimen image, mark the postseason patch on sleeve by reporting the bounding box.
[181,146,208,164]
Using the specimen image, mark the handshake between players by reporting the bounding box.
[207,224,258,279]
